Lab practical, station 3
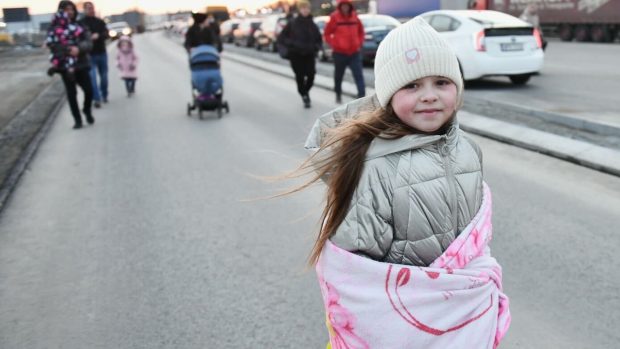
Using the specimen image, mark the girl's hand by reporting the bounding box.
[69,46,79,57]
[129,64,135,71]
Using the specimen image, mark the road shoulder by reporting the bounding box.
[222,50,620,177]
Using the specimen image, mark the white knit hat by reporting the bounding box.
[374,16,463,108]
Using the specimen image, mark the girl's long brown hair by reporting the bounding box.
[293,105,418,265]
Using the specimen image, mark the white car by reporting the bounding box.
[108,21,132,40]
[420,10,544,85]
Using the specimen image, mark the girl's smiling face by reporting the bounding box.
[390,76,458,133]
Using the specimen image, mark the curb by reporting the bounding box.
[0,79,66,214]
[463,97,620,138]
[458,111,620,177]
[222,50,620,177]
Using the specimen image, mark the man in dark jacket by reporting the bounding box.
[47,0,94,129]
[184,13,215,52]
[323,0,365,103]
[277,0,322,108]
[80,1,108,108]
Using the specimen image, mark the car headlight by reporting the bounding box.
[122,28,132,35]
[109,30,117,37]
[364,33,373,40]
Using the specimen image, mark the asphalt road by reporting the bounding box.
[225,38,620,129]
[0,32,619,348]
[464,40,620,127]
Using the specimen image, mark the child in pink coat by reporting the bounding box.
[116,35,138,97]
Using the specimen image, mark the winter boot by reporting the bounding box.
[83,109,95,125]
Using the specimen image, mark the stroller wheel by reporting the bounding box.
[224,101,230,113]
[217,107,223,119]
[187,103,192,116]
[198,108,203,120]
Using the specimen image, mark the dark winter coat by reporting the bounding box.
[207,21,223,52]
[184,25,215,52]
[79,15,108,54]
[46,8,92,72]
[278,14,322,57]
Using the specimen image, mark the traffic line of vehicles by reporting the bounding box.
[219,9,545,85]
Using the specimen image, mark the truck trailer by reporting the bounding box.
[475,0,620,42]
[373,0,470,19]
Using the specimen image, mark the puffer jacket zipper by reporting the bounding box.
[438,137,458,235]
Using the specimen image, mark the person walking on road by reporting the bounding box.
[116,36,139,97]
[323,0,365,103]
[277,0,322,108]
[46,6,82,77]
[80,1,109,108]
[300,17,510,348]
[46,0,94,129]
[184,13,215,53]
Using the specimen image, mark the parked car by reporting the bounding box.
[314,16,332,61]
[233,18,262,47]
[359,14,401,65]
[108,21,132,40]
[254,14,288,52]
[421,10,544,85]
[220,18,241,43]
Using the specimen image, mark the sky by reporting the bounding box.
[0,0,273,15]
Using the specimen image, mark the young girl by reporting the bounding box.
[116,35,138,97]
[301,17,511,348]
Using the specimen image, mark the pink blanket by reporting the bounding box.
[316,183,510,349]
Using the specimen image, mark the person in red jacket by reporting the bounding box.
[323,0,365,103]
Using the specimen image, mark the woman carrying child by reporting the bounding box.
[46,0,94,129]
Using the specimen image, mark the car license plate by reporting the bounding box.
[500,43,523,51]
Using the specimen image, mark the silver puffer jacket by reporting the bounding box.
[305,95,483,266]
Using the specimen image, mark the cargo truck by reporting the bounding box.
[473,0,620,42]
[373,0,619,42]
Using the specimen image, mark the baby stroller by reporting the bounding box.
[187,45,229,119]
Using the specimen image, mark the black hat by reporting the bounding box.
[192,12,207,24]
[57,1,78,19]
[58,0,76,11]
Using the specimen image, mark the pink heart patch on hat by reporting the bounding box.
[405,48,420,64]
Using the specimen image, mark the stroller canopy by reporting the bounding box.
[190,45,220,65]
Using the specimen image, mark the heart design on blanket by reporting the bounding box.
[425,271,440,279]
[385,265,493,336]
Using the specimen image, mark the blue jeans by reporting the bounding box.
[124,78,136,93]
[89,53,108,102]
[333,51,365,98]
